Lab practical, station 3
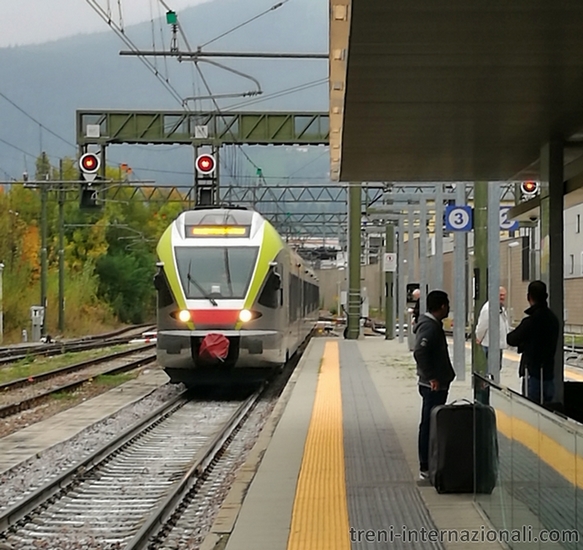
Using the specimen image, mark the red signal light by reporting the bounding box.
[195,153,216,175]
[521,180,539,195]
[79,152,100,174]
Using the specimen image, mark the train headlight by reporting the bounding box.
[239,309,253,323]
[178,309,191,322]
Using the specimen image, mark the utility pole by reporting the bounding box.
[487,183,501,383]
[385,223,395,339]
[472,182,489,386]
[398,216,405,344]
[453,183,467,380]
[58,160,65,332]
[40,153,49,337]
[347,183,362,339]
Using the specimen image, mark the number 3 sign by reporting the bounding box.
[445,205,473,231]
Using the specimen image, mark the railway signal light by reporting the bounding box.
[520,180,539,197]
[79,152,101,182]
[195,153,216,176]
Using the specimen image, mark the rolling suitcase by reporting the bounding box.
[428,400,498,494]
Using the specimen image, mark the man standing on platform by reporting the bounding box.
[475,286,510,369]
[413,290,456,480]
[408,288,421,326]
[506,280,559,404]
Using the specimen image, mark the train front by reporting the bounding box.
[154,208,286,385]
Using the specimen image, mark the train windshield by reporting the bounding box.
[174,246,259,300]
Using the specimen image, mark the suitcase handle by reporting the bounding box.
[449,399,473,406]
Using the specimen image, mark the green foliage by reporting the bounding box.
[95,249,156,324]
[3,263,36,332]
[0,154,189,342]
[51,391,76,401]
[49,261,116,336]
[95,372,135,386]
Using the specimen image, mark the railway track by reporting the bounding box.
[0,346,156,419]
[0,389,261,549]
[0,324,155,366]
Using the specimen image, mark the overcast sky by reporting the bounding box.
[0,0,210,48]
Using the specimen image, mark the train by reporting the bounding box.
[154,206,320,385]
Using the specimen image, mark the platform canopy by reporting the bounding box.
[330,0,583,182]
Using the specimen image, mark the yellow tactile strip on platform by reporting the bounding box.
[287,340,350,550]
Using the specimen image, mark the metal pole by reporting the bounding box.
[473,182,489,382]
[435,183,444,289]
[379,240,384,314]
[58,160,65,332]
[393,227,397,337]
[214,144,220,204]
[40,177,48,337]
[540,139,565,404]
[487,183,501,383]
[507,244,512,325]
[408,208,415,285]
[385,224,395,339]
[453,184,466,380]
[192,144,198,209]
[419,198,427,315]
[347,183,362,339]
[398,216,405,344]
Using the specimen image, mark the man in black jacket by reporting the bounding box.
[414,290,456,480]
[506,280,559,404]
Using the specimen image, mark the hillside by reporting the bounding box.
[0,0,330,185]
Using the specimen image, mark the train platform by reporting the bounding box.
[0,367,169,475]
[202,336,521,550]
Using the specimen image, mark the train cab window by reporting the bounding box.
[174,246,259,299]
[258,269,282,309]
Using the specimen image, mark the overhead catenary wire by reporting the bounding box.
[0,91,77,150]
[199,0,291,49]
[224,78,327,110]
[85,0,187,109]
[286,149,330,178]
[0,136,50,161]
[81,0,323,198]
[193,63,263,174]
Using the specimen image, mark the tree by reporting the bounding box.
[95,250,156,323]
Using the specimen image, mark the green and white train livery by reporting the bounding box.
[154,207,319,386]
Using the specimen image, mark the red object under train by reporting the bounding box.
[199,333,230,362]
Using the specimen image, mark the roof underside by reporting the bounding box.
[339,1,583,182]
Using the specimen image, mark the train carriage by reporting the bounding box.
[154,207,319,385]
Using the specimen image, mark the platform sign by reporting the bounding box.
[499,206,519,231]
[383,252,397,272]
[445,205,473,231]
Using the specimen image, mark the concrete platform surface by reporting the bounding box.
[202,337,510,550]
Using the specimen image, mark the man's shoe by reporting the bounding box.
[419,470,429,480]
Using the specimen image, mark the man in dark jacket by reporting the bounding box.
[506,280,559,404]
[414,290,456,479]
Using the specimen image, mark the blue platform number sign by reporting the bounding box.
[499,207,519,231]
[445,205,473,231]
